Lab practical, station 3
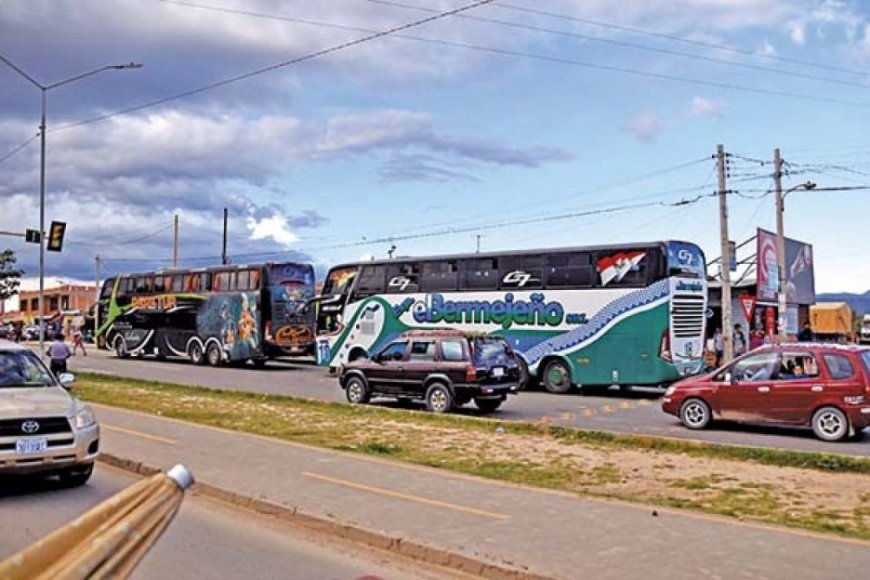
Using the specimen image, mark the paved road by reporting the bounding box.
[69,349,870,457]
[0,466,454,579]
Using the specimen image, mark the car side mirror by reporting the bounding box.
[58,372,76,389]
[391,352,404,361]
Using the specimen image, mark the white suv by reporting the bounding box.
[0,341,99,486]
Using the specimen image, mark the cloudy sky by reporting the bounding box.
[1,0,870,292]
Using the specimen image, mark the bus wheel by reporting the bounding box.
[206,343,222,367]
[113,336,129,359]
[542,360,572,394]
[189,343,205,365]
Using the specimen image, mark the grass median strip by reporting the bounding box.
[76,372,870,541]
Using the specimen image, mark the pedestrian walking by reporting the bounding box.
[733,324,748,356]
[713,327,724,366]
[72,326,87,356]
[749,328,764,350]
[46,332,73,376]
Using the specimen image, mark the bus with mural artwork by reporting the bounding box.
[314,242,707,393]
[96,262,316,367]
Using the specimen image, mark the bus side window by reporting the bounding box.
[237,270,250,292]
[249,269,260,290]
[461,258,499,290]
[213,271,232,293]
[386,263,420,293]
[355,265,386,297]
[420,261,458,292]
[546,252,593,289]
[172,275,184,293]
[500,255,543,289]
[154,276,167,293]
[185,273,201,293]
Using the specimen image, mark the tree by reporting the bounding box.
[0,249,24,302]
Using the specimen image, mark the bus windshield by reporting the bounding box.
[666,242,706,278]
[323,267,357,296]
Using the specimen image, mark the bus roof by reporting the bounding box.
[327,240,695,271]
[111,261,312,279]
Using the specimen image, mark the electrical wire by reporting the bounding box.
[0,134,39,166]
[496,2,869,78]
[366,0,869,90]
[51,0,497,133]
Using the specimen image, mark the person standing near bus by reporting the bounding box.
[733,324,748,356]
[46,333,73,376]
[72,326,87,356]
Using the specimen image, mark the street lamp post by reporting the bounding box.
[773,149,815,343]
[0,56,141,352]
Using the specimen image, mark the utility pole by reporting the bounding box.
[94,254,101,344]
[476,234,481,254]
[774,148,787,343]
[222,207,228,265]
[172,214,179,268]
[717,144,734,362]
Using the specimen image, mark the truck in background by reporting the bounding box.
[860,314,870,344]
[809,302,853,343]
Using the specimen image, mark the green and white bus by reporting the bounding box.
[314,241,707,393]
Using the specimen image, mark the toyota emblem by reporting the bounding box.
[21,420,40,434]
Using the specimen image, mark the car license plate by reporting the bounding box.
[492,367,504,378]
[16,438,48,455]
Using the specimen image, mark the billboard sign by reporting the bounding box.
[756,228,815,305]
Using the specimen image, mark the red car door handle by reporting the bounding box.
[757,386,770,393]
[811,385,823,392]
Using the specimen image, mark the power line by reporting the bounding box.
[496,2,869,78]
[0,133,39,166]
[367,0,869,90]
[52,0,497,132]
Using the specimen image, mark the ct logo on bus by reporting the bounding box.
[677,249,695,264]
[502,270,538,287]
[388,276,413,291]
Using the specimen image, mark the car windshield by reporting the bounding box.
[0,350,55,388]
[472,338,511,365]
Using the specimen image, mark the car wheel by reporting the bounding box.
[425,383,453,413]
[113,336,129,359]
[59,463,94,488]
[206,343,223,367]
[811,406,849,442]
[345,376,370,405]
[542,360,572,394]
[679,398,711,430]
[516,358,531,391]
[474,397,502,414]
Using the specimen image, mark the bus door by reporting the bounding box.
[267,264,316,354]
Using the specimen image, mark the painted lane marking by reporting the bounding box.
[103,424,177,445]
[302,472,508,520]
[618,401,635,410]
[600,405,616,414]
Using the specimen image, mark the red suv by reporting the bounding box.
[662,344,870,441]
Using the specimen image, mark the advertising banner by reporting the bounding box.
[756,229,816,305]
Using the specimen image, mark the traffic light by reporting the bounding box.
[46,221,66,252]
[25,229,41,244]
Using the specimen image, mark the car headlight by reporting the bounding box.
[74,406,97,430]
[665,386,677,396]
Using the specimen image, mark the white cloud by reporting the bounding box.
[623,111,664,143]
[789,22,808,44]
[758,40,777,56]
[688,96,726,118]
[246,214,299,246]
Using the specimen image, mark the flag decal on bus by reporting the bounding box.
[597,251,645,287]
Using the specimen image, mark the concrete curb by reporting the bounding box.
[97,453,549,580]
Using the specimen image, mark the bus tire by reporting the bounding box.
[542,359,573,394]
[206,342,223,367]
[113,336,129,359]
[189,342,205,365]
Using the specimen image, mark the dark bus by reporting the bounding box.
[96,262,316,367]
